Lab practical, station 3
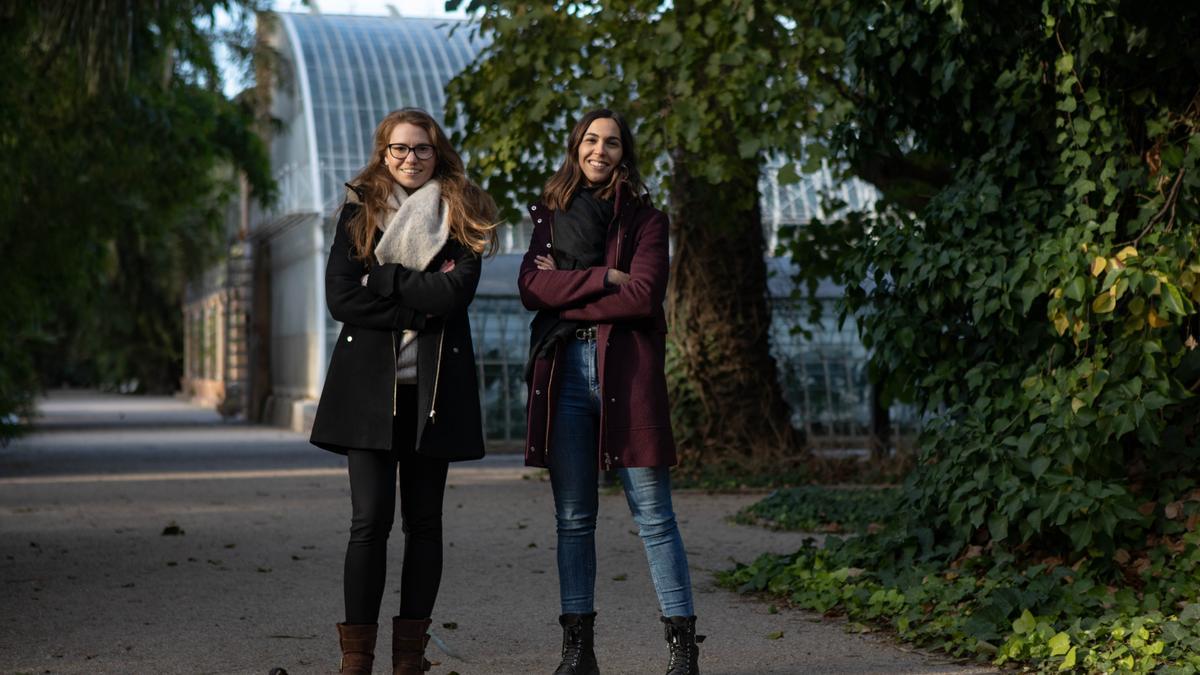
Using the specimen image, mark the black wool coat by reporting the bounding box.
[309,200,485,461]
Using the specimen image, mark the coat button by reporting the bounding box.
[537,218,543,224]
[535,389,541,396]
[610,397,616,403]
[531,205,537,211]
[346,336,353,343]
[452,347,460,354]
[545,242,551,249]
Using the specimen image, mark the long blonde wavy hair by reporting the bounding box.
[343,108,498,262]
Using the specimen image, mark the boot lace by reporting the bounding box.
[666,624,702,674]
[667,630,691,671]
[560,625,585,668]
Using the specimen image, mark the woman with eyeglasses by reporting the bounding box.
[309,107,496,674]
[519,109,702,675]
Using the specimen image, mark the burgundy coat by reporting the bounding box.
[519,184,676,470]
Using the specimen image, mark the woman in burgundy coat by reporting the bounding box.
[519,109,701,675]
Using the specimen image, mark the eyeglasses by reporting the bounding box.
[387,143,435,161]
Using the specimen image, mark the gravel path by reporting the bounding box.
[0,392,994,674]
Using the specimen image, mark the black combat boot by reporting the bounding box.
[553,612,599,675]
[662,615,703,675]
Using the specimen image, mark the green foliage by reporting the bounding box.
[446,0,846,220]
[737,1,1200,671]
[720,520,1200,672]
[806,0,1200,560]
[0,3,272,435]
[732,486,899,534]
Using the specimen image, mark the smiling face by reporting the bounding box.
[383,122,436,192]
[576,117,624,186]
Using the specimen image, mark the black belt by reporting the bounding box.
[574,325,597,341]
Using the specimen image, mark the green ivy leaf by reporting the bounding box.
[1162,283,1187,316]
[1048,631,1071,657]
[1013,609,1036,635]
[1179,603,1200,626]
[1065,277,1086,302]
[737,137,761,159]
[1058,646,1077,671]
[776,163,801,186]
[988,512,1009,541]
[1092,291,1116,314]
[1030,456,1051,480]
[1056,53,1074,75]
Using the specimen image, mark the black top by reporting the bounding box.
[552,186,613,270]
[525,187,615,380]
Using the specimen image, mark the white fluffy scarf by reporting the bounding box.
[374,179,449,380]
[375,178,450,269]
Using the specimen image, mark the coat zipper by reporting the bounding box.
[428,326,446,424]
[543,210,557,457]
[543,347,557,456]
[536,203,622,465]
[391,331,398,416]
[613,212,623,268]
[600,207,621,472]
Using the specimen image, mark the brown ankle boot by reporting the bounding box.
[337,622,378,674]
[391,617,432,674]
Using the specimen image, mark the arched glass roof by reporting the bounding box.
[271,12,873,233]
[276,12,483,212]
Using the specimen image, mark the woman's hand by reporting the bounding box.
[605,268,630,286]
[423,260,456,317]
[534,254,557,271]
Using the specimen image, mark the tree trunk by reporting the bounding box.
[665,150,805,471]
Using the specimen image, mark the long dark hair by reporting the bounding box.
[343,108,498,261]
[542,108,647,211]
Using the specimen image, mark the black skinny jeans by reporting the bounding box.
[344,385,449,624]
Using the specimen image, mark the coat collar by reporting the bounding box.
[612,179,630,219]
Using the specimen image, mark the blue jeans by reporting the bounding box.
[548,337,694,618]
